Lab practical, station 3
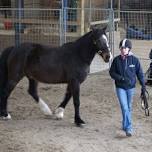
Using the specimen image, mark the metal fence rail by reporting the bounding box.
[0,8,114,73]
[0,8,62,50]
[118,10,152,81]
[1,8,151,74]
[120,10,152,40]
[0,8,113,47]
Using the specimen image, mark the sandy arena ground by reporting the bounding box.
[0,69,152,152]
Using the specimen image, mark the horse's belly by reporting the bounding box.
[39,75,67,83]
[26,69,67,84]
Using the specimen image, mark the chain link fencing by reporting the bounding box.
[0,7,115,74]
[118,10,152,79]
[0,7,151,75]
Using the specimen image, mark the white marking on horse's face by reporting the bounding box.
[102,34,110,51]
[109,52,113,61]
[55,107,64,119]
[38,98,52,116]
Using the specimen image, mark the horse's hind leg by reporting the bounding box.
[55,85,72,119]
[0,79,19,119]
[0,72,8,117]
[28,78,52,116]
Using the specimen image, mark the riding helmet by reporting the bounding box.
[119,39,132,49]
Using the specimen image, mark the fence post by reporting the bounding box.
[59,9,63,46]
[61,0,67,44]
[108,9,115,58]
[15,0,24,47]
[80,0,85,35]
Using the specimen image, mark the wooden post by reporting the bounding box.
[117,0,120,31]
[81,0,85,35]
[118,0,120,18]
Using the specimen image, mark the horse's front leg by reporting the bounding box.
[55,85,72,119]
[71,79,86,127]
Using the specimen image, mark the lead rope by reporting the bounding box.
[140,89,150,116]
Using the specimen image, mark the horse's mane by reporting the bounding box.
[76,31,92,43]
[58,31,93,50]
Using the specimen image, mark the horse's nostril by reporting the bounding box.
[106,55,110,60]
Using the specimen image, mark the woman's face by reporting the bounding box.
[120,47,130,56]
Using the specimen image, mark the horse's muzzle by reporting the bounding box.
[98,51,112,63]
[104,52,112,62]
[104,55,110,62]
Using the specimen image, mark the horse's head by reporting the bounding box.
[91,26,112,63]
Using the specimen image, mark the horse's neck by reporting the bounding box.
[76,36,96,65]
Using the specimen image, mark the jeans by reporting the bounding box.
[116,87,135,133]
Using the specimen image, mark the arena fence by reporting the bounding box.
[0,8,151,74]
[118,10,152,81]
[0,8,116,74]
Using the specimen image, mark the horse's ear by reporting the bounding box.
[90,25,97,31]
[90,26,94,31]
[102,25,107,32]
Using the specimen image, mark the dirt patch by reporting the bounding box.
[0,71,152,152]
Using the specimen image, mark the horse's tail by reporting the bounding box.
[0,46,14,94]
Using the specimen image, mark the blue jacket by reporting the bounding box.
[109,54,145,89]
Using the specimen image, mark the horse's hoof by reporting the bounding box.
[75,119,86,127]
[75,122,86,128]
[38,98,52,116]
[54,107,64,119]
[0,113,12,120]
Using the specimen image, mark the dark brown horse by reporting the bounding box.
[0,26,112,126]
